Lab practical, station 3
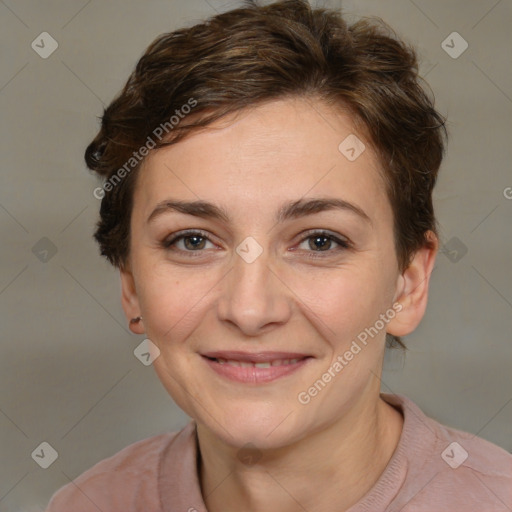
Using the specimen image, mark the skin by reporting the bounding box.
[121,97,438,512]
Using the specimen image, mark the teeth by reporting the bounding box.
[254,362,271,368]
[214,358,302,367]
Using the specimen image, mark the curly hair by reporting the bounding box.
[85,0,446,349]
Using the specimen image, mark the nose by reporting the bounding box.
[217,246,292,336]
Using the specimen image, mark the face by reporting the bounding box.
[121,97,420,450]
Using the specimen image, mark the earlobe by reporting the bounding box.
[387,231,438,337]
[119,264,144,334]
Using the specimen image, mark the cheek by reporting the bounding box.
[285,263,392,342]
[137,263,222,346]
[138,267,219,413]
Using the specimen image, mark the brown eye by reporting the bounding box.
[162,230,214,252]
[308,234,333,251]
[182,235,207,250]
[296,230,351,256]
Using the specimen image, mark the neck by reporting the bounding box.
[197,387,403,512]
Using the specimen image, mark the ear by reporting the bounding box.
[119,262,144,335]
[387,231,438,337]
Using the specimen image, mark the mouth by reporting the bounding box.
[200,351,313,383]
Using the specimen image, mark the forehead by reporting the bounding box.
[134,97,391,225]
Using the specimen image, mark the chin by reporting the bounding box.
[202,405,307,451]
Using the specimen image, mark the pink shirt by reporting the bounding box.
[45,393,512,511]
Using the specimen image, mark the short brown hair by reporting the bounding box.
[85,0,446,349]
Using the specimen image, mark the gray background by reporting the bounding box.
[1,0,511,510]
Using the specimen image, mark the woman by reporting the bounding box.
[46,1,512,510]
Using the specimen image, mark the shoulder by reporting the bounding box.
[432,419,512,502]
[434,419,512,477]
[45,428,184,512]
[385,394,512,511]
[412,424,511,511]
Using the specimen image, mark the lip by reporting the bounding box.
[201,350,311,363]
[201,351,313,384]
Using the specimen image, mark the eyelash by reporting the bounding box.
[161,229,351,259]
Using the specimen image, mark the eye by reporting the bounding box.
[162,230,216,254]
[161,229,351,259]
[295,230,351,257]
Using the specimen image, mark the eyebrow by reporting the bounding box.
[147,197,372,226]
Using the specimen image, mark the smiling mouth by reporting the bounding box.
[200,352,313,384]
[204,356,308,368]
